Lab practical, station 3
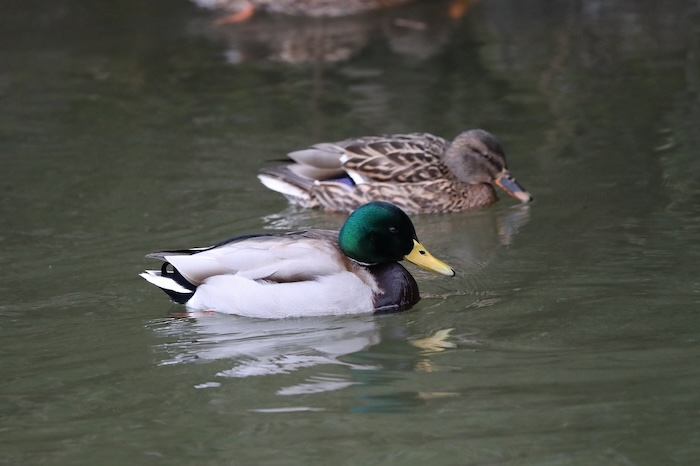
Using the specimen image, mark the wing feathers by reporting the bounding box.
[287,144,345,169]
[157,234,348,285]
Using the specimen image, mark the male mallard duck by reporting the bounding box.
[140,201,454,318]
[258,129,532,214]
[194,0,418,23]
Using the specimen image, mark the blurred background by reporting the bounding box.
[1,0,699,464]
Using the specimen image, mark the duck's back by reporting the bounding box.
[340,133,452,184]
[158,230,346,286]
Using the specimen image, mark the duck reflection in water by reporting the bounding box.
[190,0,476,65]
[152,312,464,405]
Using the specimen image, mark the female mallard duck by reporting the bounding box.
[258,129,533,214]
[194,0,417,23]
[140,201,454,318]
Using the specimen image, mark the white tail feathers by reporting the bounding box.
[140,270,193,295]
[257,174,312,201]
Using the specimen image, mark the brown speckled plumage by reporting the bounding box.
[258,129,532,214]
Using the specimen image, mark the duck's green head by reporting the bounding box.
[338,201,455,276]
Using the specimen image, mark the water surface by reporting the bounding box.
[1,0,700,464]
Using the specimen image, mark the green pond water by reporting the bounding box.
[1,0,700,464]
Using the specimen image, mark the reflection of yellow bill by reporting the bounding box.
[404,240,455,276]
[410,329,457,353]
[417,391,460,400]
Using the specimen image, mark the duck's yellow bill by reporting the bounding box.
[404,240,456,277]
[494,170,533,203]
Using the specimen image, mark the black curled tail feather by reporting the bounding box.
[158,262,196,304]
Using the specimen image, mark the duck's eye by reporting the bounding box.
[388,226,398,234]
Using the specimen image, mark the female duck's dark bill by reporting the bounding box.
[494,171,533,203]
[404,240,456,277]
